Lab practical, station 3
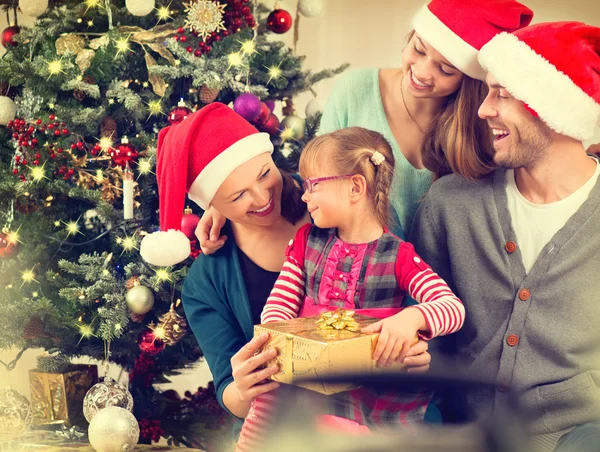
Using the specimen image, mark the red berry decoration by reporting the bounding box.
[168,100,192,126]
[1,25,20,48]
[108,136,138,168]
[138,330,166,356]
[49,114,55,120]
[0,232,19,259]
[266,8,292,34]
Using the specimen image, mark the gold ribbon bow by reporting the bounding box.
[315,309,360,332]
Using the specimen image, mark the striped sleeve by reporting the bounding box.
[260,255,306,323]
[395,241,465,339]
[260,224,311,324]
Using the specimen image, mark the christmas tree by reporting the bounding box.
[0,0,346,447]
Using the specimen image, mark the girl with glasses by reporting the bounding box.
[236,127,465,451]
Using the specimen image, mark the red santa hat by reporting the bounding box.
[412,0,533,81]
[140,102,273,266]
[478,22,600,141]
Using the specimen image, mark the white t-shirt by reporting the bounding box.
[505,159,600,273]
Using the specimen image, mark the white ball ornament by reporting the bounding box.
[19,0,48,17]
[0,96,17,126]
[305,97,323,119]
[125,0,155,17]
[88,406,139,452]
[298,0,323,17]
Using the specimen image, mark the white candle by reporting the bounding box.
[123,164,134,219]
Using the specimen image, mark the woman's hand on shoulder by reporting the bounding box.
[195,206,227,255]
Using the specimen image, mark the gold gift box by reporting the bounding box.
[29,364,98,427]
[254,311,411,395]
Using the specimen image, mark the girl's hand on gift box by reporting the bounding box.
[361,308,427,368]
[195,206,227,255]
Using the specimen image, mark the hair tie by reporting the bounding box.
[370,151,385,166]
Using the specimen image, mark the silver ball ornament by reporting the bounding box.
[88,406,139,452]
[19,0,48,17]
[280,115,306,140]
[125,0,155,17]
[0,387,33,442]
[298,0,323,17]
[305,98,323,119]
[83,378,134,423]
[0,96,17,126]
[125,285,154,315]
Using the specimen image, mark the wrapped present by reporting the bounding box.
[29,365,98,427]
[254,309,415,395]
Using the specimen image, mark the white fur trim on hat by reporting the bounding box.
[140,229,190,267]
[187,132,273,209]
[412,5,486,81]
[478,32,600,141]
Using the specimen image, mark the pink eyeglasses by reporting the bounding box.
[302,174,354,193]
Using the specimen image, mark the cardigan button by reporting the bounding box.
[519,289,531,301]
[505,241,517,253]
[506,334,519,347]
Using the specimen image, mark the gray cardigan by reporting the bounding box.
[409,168,600,448]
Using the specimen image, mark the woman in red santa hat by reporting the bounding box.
[198,0,534,251]
[140,102,435,445]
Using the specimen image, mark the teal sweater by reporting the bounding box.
[319,68,433,238]
[181,221,253,419]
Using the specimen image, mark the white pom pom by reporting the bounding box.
[125,0,155,16]
[305,97,323,119]
[140,230,190,266]
[19,0,48,17]
[0,96,16,126]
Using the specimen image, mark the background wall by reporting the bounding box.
[2,0,600,400]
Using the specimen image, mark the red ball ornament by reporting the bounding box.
[168,100,192,125]
[1,25,20,48]
[0,232,19,259]
[261,113,281,136]
[181,207,201,240]
[108,136,138,168]
[138,330,166,356]
[266,8,292,34]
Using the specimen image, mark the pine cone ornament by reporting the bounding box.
[73,90,86,102]
[200,85,220,104]
[73,76,96,102]
[23,317,45,340]
[125,275,140,290]
[153,304,188,346]
[99,116,117,139]
[15,195,39,214]
[282,97,294,116]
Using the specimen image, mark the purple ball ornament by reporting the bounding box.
[265,100,276,112]
[233,93,262,122]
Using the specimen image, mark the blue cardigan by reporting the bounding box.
[181,220,254,418]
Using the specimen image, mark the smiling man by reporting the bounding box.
[409,22,600,452]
